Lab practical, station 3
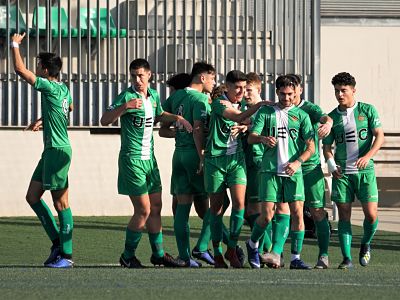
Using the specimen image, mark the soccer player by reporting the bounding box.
[284,74,333,269]
[246,75,315,269]
[11,33,74,268]
[240,73,274,267]
[161,62,216,267]
[323,72,384,269]
[101,58,192,268]
[205,70,268,268]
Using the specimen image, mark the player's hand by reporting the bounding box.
[196,158,204,175]
[261,136,277,148]
[355,156,371,169]
[231,124,248,138]
[317,122,332,139]
[12,32,26,44]
[332,166,343,179]
[177,116,193,133]
[24,119,42,131]
[126,98,142,109]
[284,160,301,176]
[219,100,232,108]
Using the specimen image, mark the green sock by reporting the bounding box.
[196,209,211,252]
[222,223,230,245]
[262,222,273,253]
[361,218,378,245]
[250,222,266,244]
[271,214,290,255]
[148,232,165,258]
[227,208,244,248]
[247,213,260,229]
[174,203,192,260]
[58,207,73,256]
[210,213,223,256]
[31,199,59,242]
[123,228,142,259]
[338,220,352,260]
[315,217,330,256]
[290,230,305,255]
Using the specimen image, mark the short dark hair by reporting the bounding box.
[331,72,356,87]
[226,70,247,84]
[211,84,227,100]
[275,75,297,90]
[286,74,302,86]
[190,61,215,81]
[37,52,62,77]
[129,58,151,71]
[166,73,191,90]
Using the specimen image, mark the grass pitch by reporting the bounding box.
[0,216,399,299]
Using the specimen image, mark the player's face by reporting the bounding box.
[276,86,296,108]
[201,73,216,94]
[131,67,151,93]
[244,83,261,106]
[36,61,46,77]
[226,80,246,103]
[334,84,356,108]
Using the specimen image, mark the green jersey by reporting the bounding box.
[34,77,72,149]
[322,102,381,174]
[205,94,243,157]
[108,86,163,160]
[162,88,210,150]
[240,99,265,165]
[297,100,325,171]
[251,104,314,176]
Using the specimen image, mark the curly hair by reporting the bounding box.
[331,72,356,87]
[210,84,227,100]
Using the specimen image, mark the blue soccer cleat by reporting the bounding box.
[192,247,215,265]
[46,256,74,268]
[338,257,354,270]
[184,258,202,268]
[245,240,260,269]
[43,245,61,266]
[290,258,312,270]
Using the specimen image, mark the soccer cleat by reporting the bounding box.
[150,253,185,267]
[262,251,281,269]
[224,247,242,268]
[338,257,354,270]
[290,258,312,270]
[359,244,371,267]
[192,247,215,265]
[314,255,329,269]
[46,256,74,268]
[235,245,246,267]
[184,258,202,268]
[245,240,260,269]
[120,254,144,268]
[43,245,61,266]
[214,255,229,269]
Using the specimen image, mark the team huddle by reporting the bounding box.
[11,33,384,270]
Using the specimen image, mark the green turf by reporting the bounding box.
[1,216,399,299]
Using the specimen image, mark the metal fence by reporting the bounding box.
[0,0,320,127]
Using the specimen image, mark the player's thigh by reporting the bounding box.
[204,156,226,194]
[42,147,72,190]
[332,174,354,204]
[303,167,326,209]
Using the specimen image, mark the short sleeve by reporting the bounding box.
[367,104,382,129]
[251,106,267,135]
[34,77,54,94]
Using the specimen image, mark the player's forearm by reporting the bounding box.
[159,127,176,138]
[100,105,126,126]
[322,144,334,160]
[235,102,263,123]
[193,122,205,159]
[298,139,315,163]
[320,115,333,125]
[248,133,263,144]
[365,130,385,159]
[159,112,181,123]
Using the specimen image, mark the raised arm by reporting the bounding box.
[100,98,142,126]
[11,33,36,85]
[222,101,266,123]
[158,111,193,133]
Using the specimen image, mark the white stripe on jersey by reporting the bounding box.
[274,106,291,176]
[223,94,239,155]
[141,96,154,160]
[338,103,359,173]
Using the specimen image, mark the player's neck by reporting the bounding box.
[338,99,356,111]
[45,75,58,82]
[189,83,203,93]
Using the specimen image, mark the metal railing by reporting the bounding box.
[0,0,320,127]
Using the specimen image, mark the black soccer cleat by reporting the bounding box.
[150,252,185,267]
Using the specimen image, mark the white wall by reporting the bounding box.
[320,26,400,131]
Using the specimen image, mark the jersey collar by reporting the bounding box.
[336,101,358,115]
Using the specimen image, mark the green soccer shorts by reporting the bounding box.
[171,148,206,195]
[331,171,378,204]
[118,154,162,196]
[204,152,247,194]
[303,166,326,208]
[31,146,72,190]
[259,172,305,203]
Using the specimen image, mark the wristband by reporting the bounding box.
[296,157,304,164]
[326,157,338,173]
[11,41,19,48]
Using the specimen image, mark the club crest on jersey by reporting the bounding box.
[358,115,365,121]
[291,115,298,122]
